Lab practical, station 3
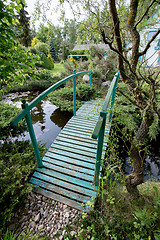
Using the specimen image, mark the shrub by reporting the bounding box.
[34,42,49,56]
[71,49,89,55]
[48,55,54,68]
[0,102,26,139]
[7,70,61,92]
[48,83,96,112]
[31,37,39,47]
[0,140,46,230]
[37,52,53,70]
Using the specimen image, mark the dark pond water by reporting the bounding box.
[2,91,160,181]
[2,91,72,148]
[123,135,160,181]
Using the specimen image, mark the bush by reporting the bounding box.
[0,140,46,230]
[48,83,96,112]
[37,52,53,70]
[0,102,26,139]
[34,42,49,56]
[48,55,54,68]
[31,37,39,47]
[8,69,61,92]
[71,49,89,55]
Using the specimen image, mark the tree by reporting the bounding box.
[58,0,160,198]
[16,0,32,47]
[0,0,39,96]
[50,38,58,61]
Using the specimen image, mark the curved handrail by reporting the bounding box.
[91,72,119,186]
[11,70,92,126]
[10,69,93,168]
[92,72,119,139]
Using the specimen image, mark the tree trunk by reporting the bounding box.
[125,115,152,198]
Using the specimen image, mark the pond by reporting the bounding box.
[2,91,160,181]
[2,91,72,149]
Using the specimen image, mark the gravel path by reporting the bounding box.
[9,192,79,239]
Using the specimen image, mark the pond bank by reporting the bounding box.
[2,91,72,149]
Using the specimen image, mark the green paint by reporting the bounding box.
[21,100,43,168]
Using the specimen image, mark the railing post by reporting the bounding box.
[94,111,107,186]
[22,100,43,168]
[73,69,76,116]
[90,70,92,86]
[109,73,119,122]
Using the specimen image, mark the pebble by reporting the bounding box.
[11,192,79,240]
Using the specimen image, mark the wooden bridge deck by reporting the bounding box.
[30,100,111,210]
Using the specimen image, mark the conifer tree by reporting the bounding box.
[50,39,57,61]
[16,1,32,47]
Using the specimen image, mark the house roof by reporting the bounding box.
[73,43,109,51]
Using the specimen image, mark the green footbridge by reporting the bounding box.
[11,71,119,210]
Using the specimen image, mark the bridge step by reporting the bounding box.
[30,100,110,210]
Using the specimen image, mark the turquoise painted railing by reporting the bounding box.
[92,72,119,186]
[11,70,93,168]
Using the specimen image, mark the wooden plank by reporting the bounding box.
[56,135,97,149]
[31,183,84,210]
[53,139,97,154]
[46,151,95,169]
[30,177,93,202]
[59,131,97,142]
[42,156,95,176]
[50,144,96,159]
[61,128,94,138]
[67,121,95,130]
[42,160,94,182]
[64,125,93,133]
[34,168,96,192]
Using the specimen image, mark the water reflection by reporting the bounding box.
[2,92,71,148]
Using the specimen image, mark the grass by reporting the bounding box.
[64,180,160,239]
[51,63,65,74]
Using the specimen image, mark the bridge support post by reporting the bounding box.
[94,111,107,186]
[22,100,43,168]
[109,72,119,121]
[73,70,76,116]
[90,70,92,86]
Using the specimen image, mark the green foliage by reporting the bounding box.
[15,1,32,47]
[0,102,26,139]
[62,45,70,61]
[34,42,49,56]
[0,1,39,95]
[8,69,61,92]
[48,55,54,68]
[37,53,53,70]
[1,228,47,240]
[0,140,46,229]
[71,49,89,55]
[31,37,39,47]
[48,83,96,112]
[49,39,57,61]
[64,180,160,240]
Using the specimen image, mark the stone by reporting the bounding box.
[44,209,48,218]
[34,213,40,223]
[38,224,44,230]
[101,81,111,89]
[30,221,36,229]
[83,74,90,82]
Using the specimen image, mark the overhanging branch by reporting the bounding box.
[139,29,160,56]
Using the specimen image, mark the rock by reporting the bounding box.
[43,209,48,218]
[30,221,36,229]
[38,224,44,230]
[40,208,44,215]
[83,74,90,82]
[34,213,40,223]
[101,81,111,89]
[59,235,63,240]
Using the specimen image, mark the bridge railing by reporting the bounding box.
[92,72,119,186]
[11,70,93,168]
